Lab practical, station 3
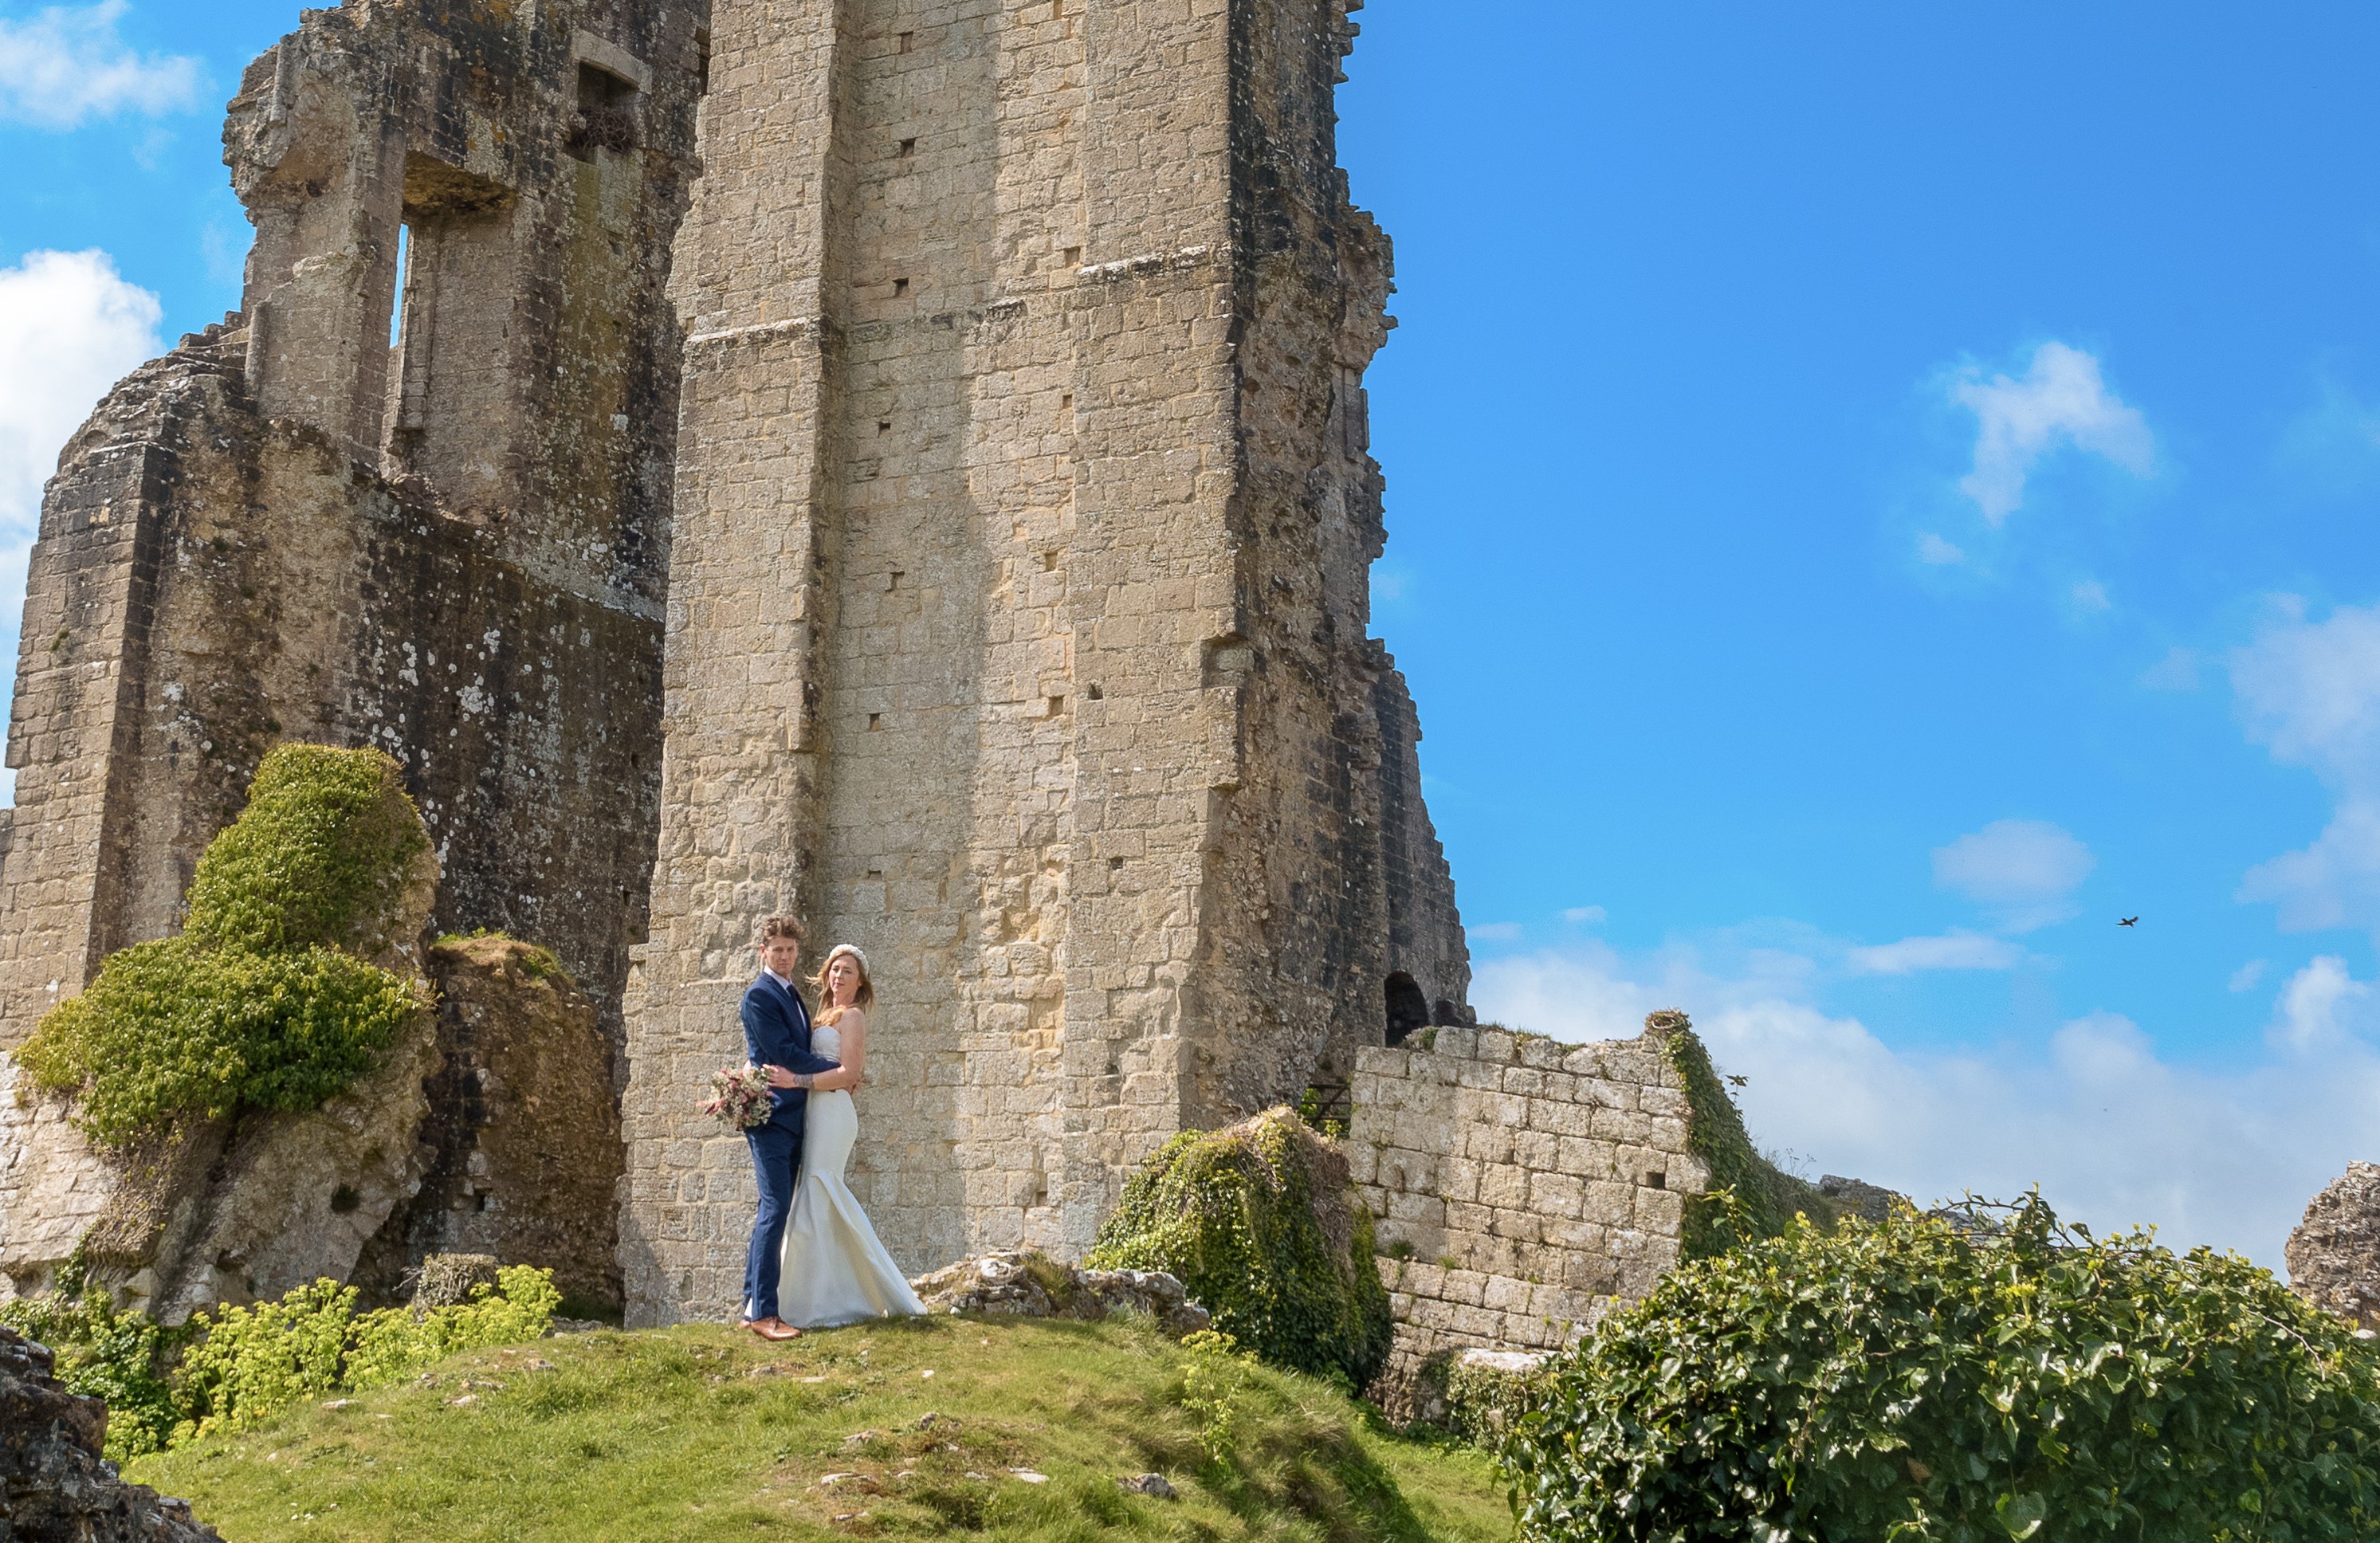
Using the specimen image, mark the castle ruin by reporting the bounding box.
[0,0,1475,1328]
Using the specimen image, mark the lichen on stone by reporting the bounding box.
[1087,1107,1392,1389]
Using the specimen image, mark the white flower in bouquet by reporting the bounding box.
[698,1064,773,1130]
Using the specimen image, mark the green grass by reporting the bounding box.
[128,1315,1512,1543]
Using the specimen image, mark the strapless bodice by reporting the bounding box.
[811,1022,842,1059]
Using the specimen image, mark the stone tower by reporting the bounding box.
[0,0,702,1050]
[618,0,1471,1323]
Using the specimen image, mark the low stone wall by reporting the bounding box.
[1348,1020,1707,1388]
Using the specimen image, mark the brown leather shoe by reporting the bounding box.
[749,1316,803,1341]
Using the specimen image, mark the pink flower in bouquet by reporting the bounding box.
[699,1064,774,1130]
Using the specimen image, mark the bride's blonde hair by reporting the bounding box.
[808,944,875,1026]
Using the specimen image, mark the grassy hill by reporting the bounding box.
[126,1313,1511,1542]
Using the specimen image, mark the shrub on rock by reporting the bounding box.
[18,745,433,1144]
[1088,1108,1392,1390]
[1505,1194,2380,1542]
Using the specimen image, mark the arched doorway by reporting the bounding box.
[1384,972,1430,1046]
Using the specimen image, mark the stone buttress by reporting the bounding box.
[619,0,1472,1324]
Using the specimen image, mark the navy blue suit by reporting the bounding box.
[740,972,840,1321]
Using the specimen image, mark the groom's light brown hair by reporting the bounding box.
[753,915,805,949]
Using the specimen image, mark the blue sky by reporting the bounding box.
[2,2,2375,1266]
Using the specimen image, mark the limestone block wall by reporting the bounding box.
[621,0,1472,1324]
[0,0,703,1053]
[1349,1023,1708,1374]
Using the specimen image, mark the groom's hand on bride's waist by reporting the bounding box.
[764,1062,840,1090]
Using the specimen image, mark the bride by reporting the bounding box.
[777,944,926,1329]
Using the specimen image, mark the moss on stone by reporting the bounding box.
[1087,1108,1392,1390]
[1651,1011,1839,1258]
[19,744,433,1145]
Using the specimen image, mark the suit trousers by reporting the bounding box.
[743,1120,803,1320]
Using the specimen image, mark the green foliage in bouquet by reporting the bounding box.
[18,744,431,1144]
[1089,1108,1392,1391]
[1502,1193,2380,1543]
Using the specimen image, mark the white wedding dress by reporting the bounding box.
[779,1021,927,1329]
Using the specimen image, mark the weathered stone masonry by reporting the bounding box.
[0,0,1476,1333]
[0,0,702,1058]
[619,0,1472,1323]
[1349,1022,1707,1384]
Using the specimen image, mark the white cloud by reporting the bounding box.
[2229,959,2268,994]
[0,2,202,128]
[0,248,163,802]
[1932,818,2095,930]
[2071,579,2111,612]
[2232,601,2380,938]
[1950,341,2154,524]
[1561,905,1607,925]
[1475,942,2380,1269]
[1916,532,1966,566]
[2142,646,2200,691]
[1468,921,1522,943]
[1844,931,2023,976]
[2272,955,2374,1051]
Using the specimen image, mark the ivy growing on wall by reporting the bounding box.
[1651,1011,1840,1257]
[1089,1108,1393,1391]
[18,744,431,1144]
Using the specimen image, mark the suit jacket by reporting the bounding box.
[741,972,842,1133]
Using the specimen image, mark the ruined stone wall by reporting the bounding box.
[621,0,1471,1324]
[0,0,703,1054]
[1349,1023,1706,1378]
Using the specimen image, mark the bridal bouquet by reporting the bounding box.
[699,1065,774,1130]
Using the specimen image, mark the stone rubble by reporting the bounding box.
[0,1325,221,1542]
[908,1253,1210,1341]
[2287,1160,2380,1333]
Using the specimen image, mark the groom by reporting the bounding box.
[740,914,841,1342]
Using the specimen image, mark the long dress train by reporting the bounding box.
[778,1022,927,1329]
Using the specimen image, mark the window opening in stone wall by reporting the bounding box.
[568,62,641,162]
[898,137,917,158]
[694,28,712,95]
[390,224,411,347]
[1384,972,1430,1046]
[897,31,915,53]
[893,277,909,296]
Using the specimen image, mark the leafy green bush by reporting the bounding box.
[183,743,431,954]
[5,1263,560,1453]
[18,937,424,1143]
[1504,1195,2380,1542]
[18,744,431,1144]
[0,1259,185,1459]
[1089,1108,1392,1390]
[175,1266,560,1441]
